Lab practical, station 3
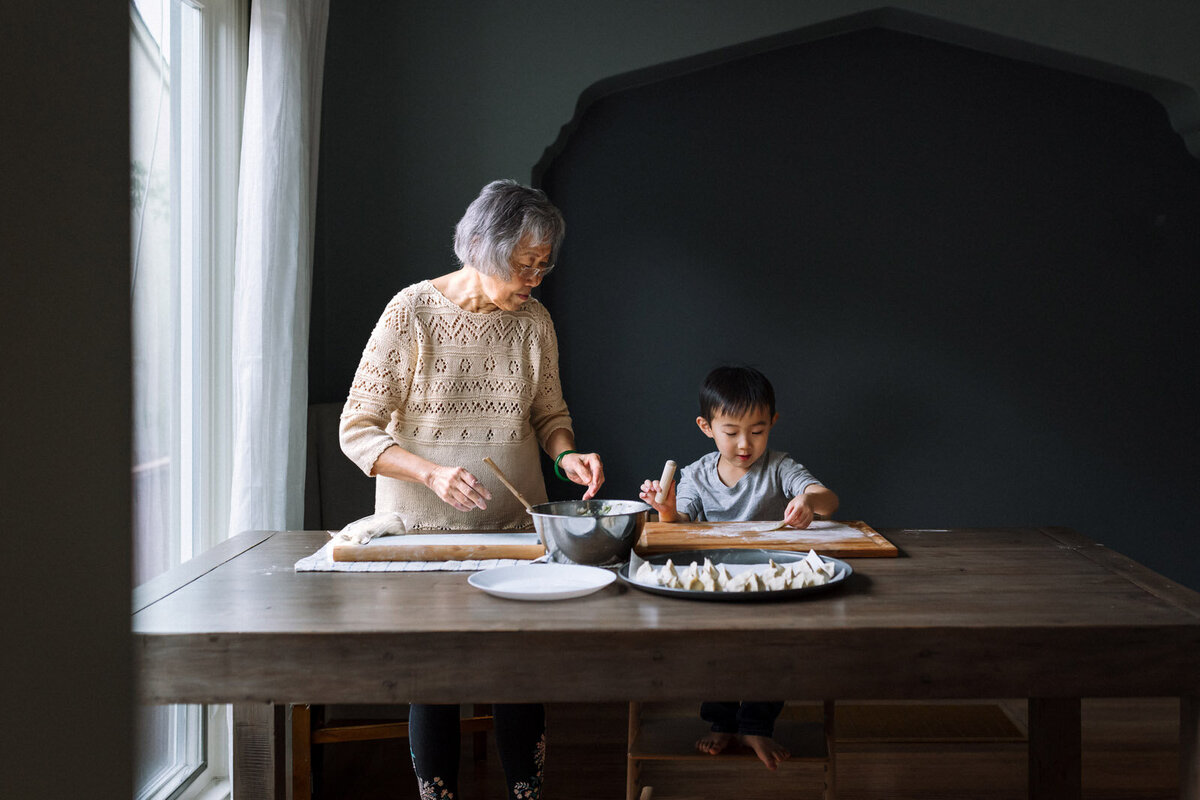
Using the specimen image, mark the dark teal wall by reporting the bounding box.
[311,3,1200,588]
[538,27,1200,588]
[311,2,1200,408]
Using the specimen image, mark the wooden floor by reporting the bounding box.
[312,699,1181,799]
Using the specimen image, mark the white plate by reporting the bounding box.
[468,563,615,601]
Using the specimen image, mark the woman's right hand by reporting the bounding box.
[638,478,679,522]
[425,465,492,512]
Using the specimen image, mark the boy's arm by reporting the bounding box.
[783,485,840,529]
[804,485,839,518]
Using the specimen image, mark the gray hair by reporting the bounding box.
[453,179,565,279]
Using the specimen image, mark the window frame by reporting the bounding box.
[132,0,247,797]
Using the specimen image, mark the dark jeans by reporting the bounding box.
[408,703,545,799]
[700,700,785,738]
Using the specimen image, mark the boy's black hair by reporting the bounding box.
[699,365,776,420]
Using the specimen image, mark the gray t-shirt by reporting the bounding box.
[675,449,822,522]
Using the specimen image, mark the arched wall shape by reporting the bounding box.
[534,20,1200,587]
[535,8,1200,176]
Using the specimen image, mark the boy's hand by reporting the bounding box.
[783,495,814,529]
[639,478,679,522]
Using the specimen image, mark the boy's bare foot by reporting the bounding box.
[738,734,790,770]
[695,730,735,755]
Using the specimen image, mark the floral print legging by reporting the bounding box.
[409,702,545,800]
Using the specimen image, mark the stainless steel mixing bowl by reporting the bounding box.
[528,499,652,566]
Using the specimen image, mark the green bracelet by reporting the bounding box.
[553,449,578,481]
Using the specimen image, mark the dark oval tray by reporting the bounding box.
[617,548,853,602]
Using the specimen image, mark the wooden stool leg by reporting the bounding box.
[627,702,642,800]
[472,703,489,762]
[291,704,313,800]
[823,700,837,800]
[1181,696,1199,800]
[1028,697,1081,800]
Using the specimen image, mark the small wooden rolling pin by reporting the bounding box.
[655,459,676,504]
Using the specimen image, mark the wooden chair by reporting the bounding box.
[291,704,494,800]
[626,700,836,800]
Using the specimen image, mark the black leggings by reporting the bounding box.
[700,700,785,738]
[408,703,545,799]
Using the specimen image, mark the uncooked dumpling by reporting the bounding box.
[715,564,733,590]
[659,559,683,589]
[679,562,704,591]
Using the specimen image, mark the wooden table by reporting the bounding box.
[133,527,1200,799]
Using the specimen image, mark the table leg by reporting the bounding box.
[1028,697,1080,800]
[1183,696,1199,800]
[233,702,287,800]
[292,704,313,800]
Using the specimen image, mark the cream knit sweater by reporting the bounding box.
[339,280,573,530]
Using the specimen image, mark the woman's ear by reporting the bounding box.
[696,416,714,439]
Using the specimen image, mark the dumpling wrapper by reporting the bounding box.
[635,561,658,585]
[725,570,768,592]
[787,573,816,592]
[715,564,733,591]
[723,570,756,592]
[807,569,831,588]
[679,562,705,591]
[765,573,790,591]
[658,559,678,587]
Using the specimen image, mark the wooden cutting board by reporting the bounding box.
[635,519,896,558]
[331,532,546,562]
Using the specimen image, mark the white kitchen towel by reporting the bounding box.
[294,538,540,572]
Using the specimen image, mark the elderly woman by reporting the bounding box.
[339,179,603,798]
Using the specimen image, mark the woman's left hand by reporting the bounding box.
[560,452,605,500]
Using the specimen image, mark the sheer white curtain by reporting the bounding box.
[229,0,330,536]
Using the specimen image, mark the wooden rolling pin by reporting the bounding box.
[332,533,547,562]
[655,459,676,504]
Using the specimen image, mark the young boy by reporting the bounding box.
[639,365,839,770]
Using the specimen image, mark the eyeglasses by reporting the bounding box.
[511,262,555,280]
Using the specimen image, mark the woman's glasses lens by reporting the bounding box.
[514,263,554,279]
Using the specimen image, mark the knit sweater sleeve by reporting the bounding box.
[529,304,573,453]
[339,291,415,476]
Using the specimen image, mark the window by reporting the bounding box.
[130,0,246,797]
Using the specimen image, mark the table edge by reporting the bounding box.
[132,529,279,613]
[1036,526,1200,618]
